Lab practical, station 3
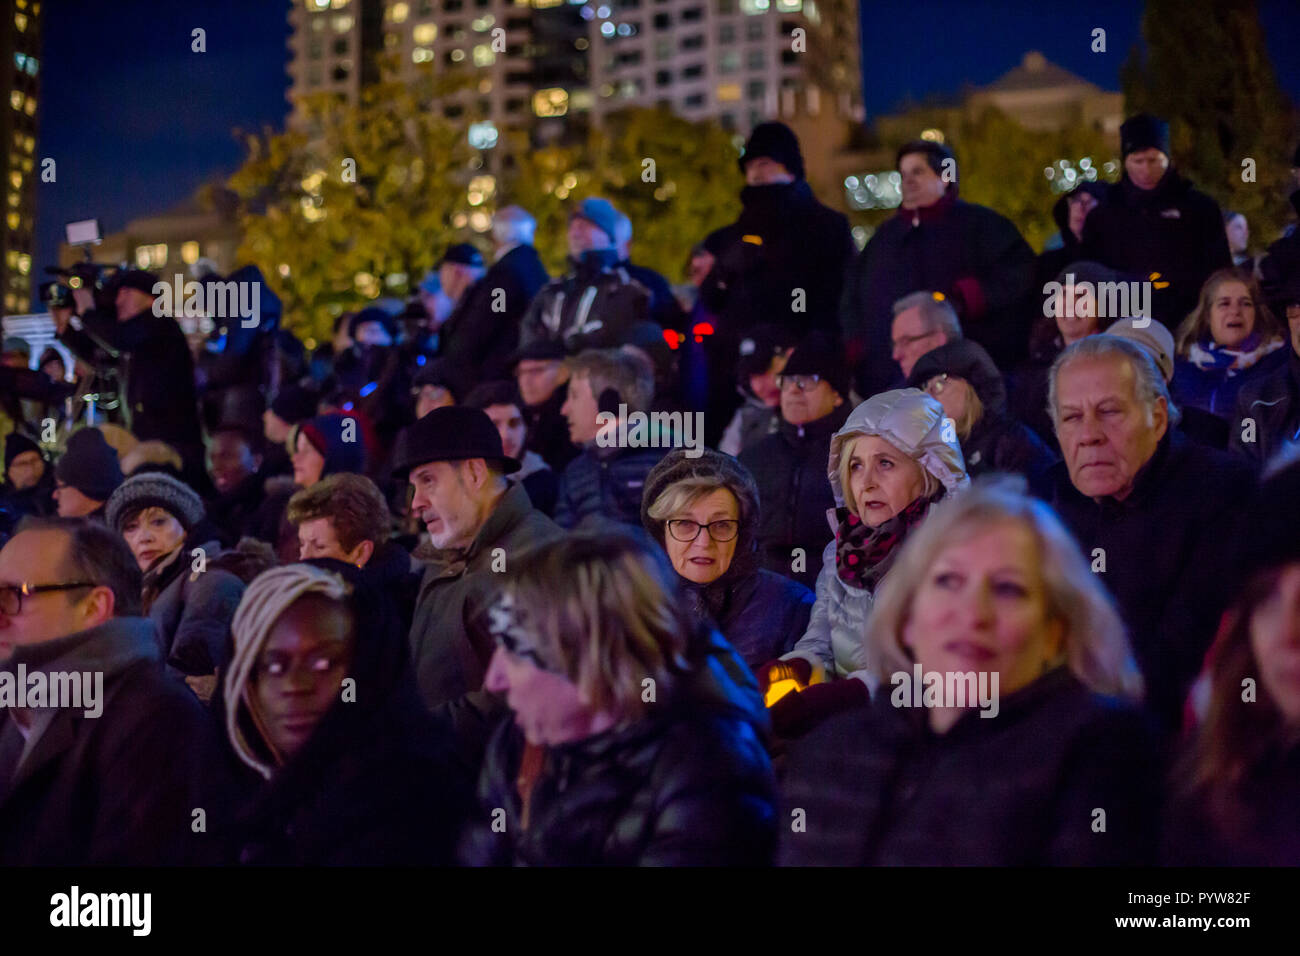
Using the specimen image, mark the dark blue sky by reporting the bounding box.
[31,0,1300,309]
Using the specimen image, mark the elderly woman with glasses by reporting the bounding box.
[641,448,814,670]
[755,388,969,739]
[906,338,1057,498]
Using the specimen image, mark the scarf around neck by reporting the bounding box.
[835,491,939,591]
[1186,333,1284,374]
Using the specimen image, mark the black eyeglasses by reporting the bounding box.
[666,519,740,543]
[0,582,96,617]
[774,374,822,392]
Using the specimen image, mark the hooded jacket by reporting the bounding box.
[146,537,247,678]
[463,623,776,866]
[222,562,474,864]
[1037,181,1110,286]
[640,449,814,669]
[907,339,1058,498]
[1230,346,1300,463]
[0,617,227,865]
[1080,169,1232,330]
[739,401,852,590]
[782,390,968,684]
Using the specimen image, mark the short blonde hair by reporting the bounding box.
[863,477,1143,699]
[837,434,941,517]
[499,531,692,720]
[646,477,738,523]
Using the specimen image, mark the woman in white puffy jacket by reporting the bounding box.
[756,388,968,738]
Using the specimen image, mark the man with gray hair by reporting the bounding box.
[439,206,550,382]
[1047,333,1254,734]
[890,290,963,381]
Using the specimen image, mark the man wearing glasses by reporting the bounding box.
[890,290,963,382]
[740,332,852,590]
[0,518,224,864]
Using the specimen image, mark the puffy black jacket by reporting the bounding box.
[739,402,850,590]
[463,625,776,866]
[699,179,853,340]
[840,189,1037,397]
[780,667,1160,865]
[1080,170,1231,331]
[555,443,666,530]
[1050,431,1255,732]
[1229,347,1300,464]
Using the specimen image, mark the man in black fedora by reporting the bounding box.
[392,406,563,761]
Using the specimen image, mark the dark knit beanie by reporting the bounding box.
[55,428,124,503]
[348,307,399,342]
[780,331,850,398]
[463,380,523,411]
[270,384,320,426]
[412,358,473,403]
[738,122,805,180]
[105,471,206,533]
[895,139,957,180]
[736,323,800,381]
[114,268,161,296]
[1120,114,1171,159]
[4,432,43,473]
[296,414,367,478]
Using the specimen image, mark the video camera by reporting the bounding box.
[37,219,122,313]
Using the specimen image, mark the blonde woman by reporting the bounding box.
[756,388,967,739]
[464,529,776,866]
[781,478,1158,866]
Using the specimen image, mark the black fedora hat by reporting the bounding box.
[391,406,521,479]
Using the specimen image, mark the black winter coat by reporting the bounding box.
[463,625,776,866]
[1080,171,1231,331]
[739,402,850,590]
[0,618,228,865]
[439,244,549,382]
[60,305,203,468]
[700,180,853,341]
[205,470,268,548]
[683,569,813,671]
[554,443,667,530]
[226,561,475,865]
[523,381,581,473]
[840,189,1037,397]
[1050,431,1255,731]
[1229,347,1300,464]
[780,667,1160,865]
[623,260,686,330]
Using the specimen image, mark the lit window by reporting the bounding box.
[25,97,35,116]
[308,0,329,9]
[412,47,433,62]
[10,91,23,111]
[717,83,741,102]
[9,171,20,189]
[333,14,353,31]
[533,87,569,117]
[776,0,800,8]
[413,22,437,43]
[15,12,28,30]
[471,14,495,30]
[181,241,200,264]
[332,0,351,7]
[473,44,495,66]
[389,2,409,22]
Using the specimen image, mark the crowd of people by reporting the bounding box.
[1,114,1299,866]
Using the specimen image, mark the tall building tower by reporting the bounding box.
[287,0,385,127]
[586,0,860,133]
[2,0,41,316]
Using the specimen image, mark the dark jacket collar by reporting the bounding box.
[895,188,958,226]
[777,401,851,445]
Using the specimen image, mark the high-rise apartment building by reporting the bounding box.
[2,0,41,316]
[587,0,860,133]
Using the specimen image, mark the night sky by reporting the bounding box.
[30,0,1300,310]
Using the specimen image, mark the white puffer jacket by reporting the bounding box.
[781,389,968,691]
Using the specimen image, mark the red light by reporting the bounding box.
[663,328,680,350]
[692,322,714,336]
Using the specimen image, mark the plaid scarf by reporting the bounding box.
[835,492,940,592]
